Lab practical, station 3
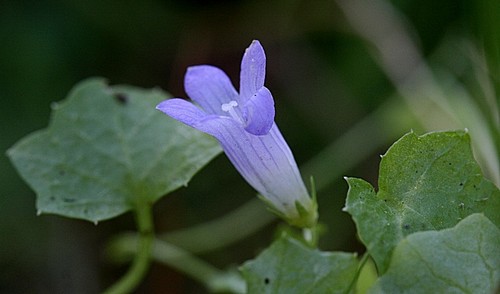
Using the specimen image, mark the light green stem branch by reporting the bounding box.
[103,202,154,294]
[109,234,245,293]
[152,238,221,285]
[151,239,245,293]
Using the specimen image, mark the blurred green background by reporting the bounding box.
[1,0,498,293]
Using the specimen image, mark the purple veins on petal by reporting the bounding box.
[210,122,309,217]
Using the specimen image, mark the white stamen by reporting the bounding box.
[221,100,238,112]
[221,100,243,123]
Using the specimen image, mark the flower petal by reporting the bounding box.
[156,98,227,136]
[243,86,275,135]
[207,121,312,219]
[184,65,239,115]
[239,40,266,103]
[156,98,206,127]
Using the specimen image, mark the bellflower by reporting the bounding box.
[156,40,317,228]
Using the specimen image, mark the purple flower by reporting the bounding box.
[156,40,317,227]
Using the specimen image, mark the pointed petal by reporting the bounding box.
[243,86,275,135]
[184,65,239,115]
[156,98,229,136]
[239,40,266,103]
[156,98,207,128]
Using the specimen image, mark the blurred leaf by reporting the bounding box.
[240,235,358,294]
[344,130,500,273]
[369,213,500,294]
[475,0,500,87]
[7,78,221,223]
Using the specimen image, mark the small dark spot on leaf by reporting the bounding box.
[403,224,410,230]
[63,198,76,203]
[50,196,55,201]
[264,278,270,285]
[114,93,128,105]
[459,182,463,186]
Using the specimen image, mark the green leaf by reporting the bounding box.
[369,213,500,294]
[7,78,221,223]
[240,235,359,294]
[344,130,500,273]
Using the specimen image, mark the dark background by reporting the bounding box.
[1,0,498,293]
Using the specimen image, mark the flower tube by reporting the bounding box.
[156,40,317,227]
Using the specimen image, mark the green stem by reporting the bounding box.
[151,239,245,293]
[346,252,370,294]
[108,234,245,293]
[151,238,220,285]
[103,202,154,294]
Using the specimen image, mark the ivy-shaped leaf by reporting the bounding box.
[344,131,500,273]
[240,235,359,294]
[369,213,500,293]
[7,78,221,223]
